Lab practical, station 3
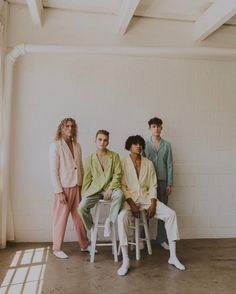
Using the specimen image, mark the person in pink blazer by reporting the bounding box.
[49,118,90,259]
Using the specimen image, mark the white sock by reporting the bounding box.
[121,245,129,265]
[169,241,185,271]
[117,246,130,276]
[104,218,111,237]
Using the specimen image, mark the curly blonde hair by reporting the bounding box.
[55,117,77,141]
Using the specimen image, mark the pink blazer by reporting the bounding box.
[49,139,84,193]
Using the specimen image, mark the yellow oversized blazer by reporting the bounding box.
[121,155,158,205]
[49,139,84,194]
[82,150,122,197]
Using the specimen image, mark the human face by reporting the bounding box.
[130,143,143,155]
[96,134,109,151]
[149,124,162,137]
[62,120,76,139]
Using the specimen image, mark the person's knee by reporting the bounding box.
[78,200,87,214]
[117,210,127,225]
[169,209,176,219]
[115,189,125,203]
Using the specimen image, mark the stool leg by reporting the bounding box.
[142,211,152,255]
[90,203,100,262]
[112,223,118,262]
[135,218,140,260]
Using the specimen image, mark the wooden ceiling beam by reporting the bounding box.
[194,0,236,42]
[26,0,43,27]
[116,0,140,35]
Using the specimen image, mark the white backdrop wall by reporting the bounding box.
[7,4,236,242]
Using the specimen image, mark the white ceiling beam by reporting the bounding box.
[194,0,236,42]
[116,0,140,35]
[26,0,43,27]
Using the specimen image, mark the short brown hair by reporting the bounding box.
[95,129,110,139]
[148,117,163,127]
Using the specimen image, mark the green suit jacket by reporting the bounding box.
[82,150,122,197]
[145,137,173,186]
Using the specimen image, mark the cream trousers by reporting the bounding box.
[117,201,180,246]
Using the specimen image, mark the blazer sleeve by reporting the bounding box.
[166,143,173,186]
[81,156,92,196]
[109,153,122,190]
[77,143,84,187]
[148,162,158,200]
[121,161,133,200]
[49,142,63,194]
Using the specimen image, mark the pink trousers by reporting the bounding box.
[53,186,89,251]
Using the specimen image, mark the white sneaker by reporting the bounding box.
[104,218,111,237]
[139,240,145,250]
[168,257,185,271]
[53,250,68,259]
[117,260,130,276]
[161,242,170,250]
[81,245,98,254]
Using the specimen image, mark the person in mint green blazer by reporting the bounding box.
[78,130,124,236]
[145,117,173,250]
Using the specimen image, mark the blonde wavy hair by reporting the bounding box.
[55,117,77,141]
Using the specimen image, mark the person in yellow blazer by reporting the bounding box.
[78,130,124,237]
[117,135,185,276]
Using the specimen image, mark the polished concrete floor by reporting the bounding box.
[0,239,236,294]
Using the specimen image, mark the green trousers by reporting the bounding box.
[78,188,124,231]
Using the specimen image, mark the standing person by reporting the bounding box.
[117,135,185,276]
[78,130,124,237]
[145,117,173,250]
[49,118,90,259]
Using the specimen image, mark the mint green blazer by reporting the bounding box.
[145,137,173,186]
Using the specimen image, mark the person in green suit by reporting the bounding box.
[145,117,173,250]
[78,130,124,237]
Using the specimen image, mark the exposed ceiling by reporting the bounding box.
[6,0,236,41]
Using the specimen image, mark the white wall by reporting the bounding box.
[7,4,236,241]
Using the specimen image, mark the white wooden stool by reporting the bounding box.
[90,200,118,263]
[128,208,152,260]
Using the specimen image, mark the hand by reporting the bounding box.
[130,203,140,218]
[147,203,156,219]
[103,189,112,201]
[166,186,172,196]
[57,192,67,204]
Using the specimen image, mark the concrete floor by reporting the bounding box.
[0,239,236,294]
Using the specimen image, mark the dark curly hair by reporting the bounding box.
[125,135,145,151]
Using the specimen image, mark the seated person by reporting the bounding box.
[117,135,185,276]
[78,130,124,237]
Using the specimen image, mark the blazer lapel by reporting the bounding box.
[104,151,112,179]
[138,156,146,183]
[73,142,78,161]
[62,139,74,160]
[93,153,106,180]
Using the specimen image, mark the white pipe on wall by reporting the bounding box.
[1,43,236,248]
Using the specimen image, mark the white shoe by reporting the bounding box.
[168,257,185,271]
[139,240,145,250]
[161,242,170,250]
[104,218,111,237]
[81,245,98,254]
[53,250,68,259]
[117,260,130,276]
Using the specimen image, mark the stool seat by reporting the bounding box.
[90,199,118,263]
